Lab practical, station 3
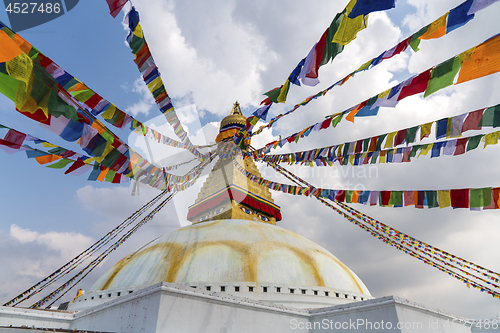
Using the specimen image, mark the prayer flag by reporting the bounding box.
[462,109,484,132]
[424,56,463,97]
[398,69,432,100]
[438,190,451,208]
[332,0,369,45]
[419,13,448,40]
[106,0,129,18]
[456,34,500,84]
[481,105,500,127]
[348,0,396,18]
[451,189,469,208]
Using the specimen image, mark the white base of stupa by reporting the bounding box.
[0,282,492,333]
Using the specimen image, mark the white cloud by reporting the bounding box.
[0,225,94,305]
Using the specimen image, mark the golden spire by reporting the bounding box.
[187,103,281,225]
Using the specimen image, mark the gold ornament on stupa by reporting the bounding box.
[187,102,281,224]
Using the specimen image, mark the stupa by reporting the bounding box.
[0,104,477,333]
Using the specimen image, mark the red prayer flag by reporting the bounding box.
[453,138,468,155]
[450,189,469,208]
[380,191,391,205]
[320,118,331,129]
[462,109,484,132]
[336,190,346,202]
[398,69,432,101]
[392,37,411,57]
[355,140,363,154]
[2,129,26,149]
[306,28,329,80]
[416,191,425,209]
[65,158,85,174]
[394,129,407,146]
[106,0,129,18]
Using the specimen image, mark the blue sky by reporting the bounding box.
[0,0,499,319]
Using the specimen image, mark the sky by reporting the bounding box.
[0,0,499,320]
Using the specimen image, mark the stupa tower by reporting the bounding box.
[187,102,281,224]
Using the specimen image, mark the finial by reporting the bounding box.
[231,101,243,116]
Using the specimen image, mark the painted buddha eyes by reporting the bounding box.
[214,207,225,215]
[258,214,269,222]
[241,207,253,214]
[198,214,210,222]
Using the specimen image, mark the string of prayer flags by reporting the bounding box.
[273,161,500,282]
[248,0,498,139]
[321,198,500,298]
[0,22,188,152]
[121,6,205,160]
[266,158,500,297]
[252,103,500,165]
[234,158,500,210]
[254,33,500,154]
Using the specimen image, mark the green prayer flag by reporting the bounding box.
[409,25,429,52]
[363,138,370,152]
[0,72,19,101]
[410,145,421,158]
[105,169,116,182]
[466,135,482,151]
[72,89,95,103]
[345,190,353,203]
[321,12,345,66]
[470,188,492,208]
[406,126,419,145]
[376,133,388,150]
[426,191,439,208]
[264,87,282,104]
[480,105,500,127]
[48,147,67,155]
[331,113,344,127]
[393,191,403,207]
[46,158,73,169]
[424,56,463,97]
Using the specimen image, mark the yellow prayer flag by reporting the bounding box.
[332,0,369,45]
[378,88,391,99]
[419,13,448,40]
[132,24,144,38]
[147,76,163,93]
[420,122,433,140]
[384,131,397,149]
[418,144,432,157]
[457,34,500,84]
[0,30,23,62]
[40,142,59,148]
[101,104,117,120]
[277,80,290,103]
[355,59,372,73]
[484,131,500,148]
[437,190,451,208]
[379,151,387,163]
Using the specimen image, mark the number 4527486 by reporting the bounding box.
[6,2,61,14]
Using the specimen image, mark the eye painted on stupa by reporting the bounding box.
[258,214,269,222]
[241,206,253,214]
[213,207,225,215]
[198,214,210,222]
